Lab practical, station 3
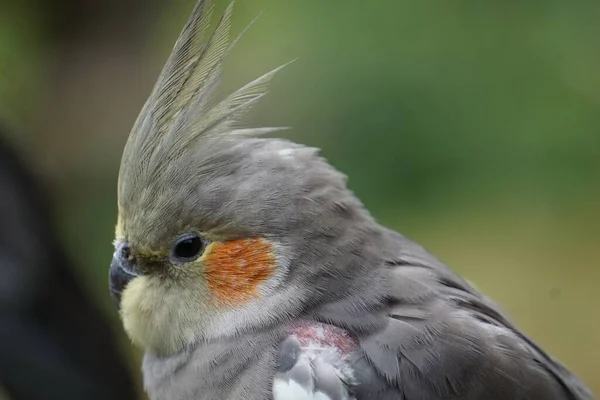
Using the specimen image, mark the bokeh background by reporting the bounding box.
[1,0,598,396]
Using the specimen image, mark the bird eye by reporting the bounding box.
[170,233,207,264]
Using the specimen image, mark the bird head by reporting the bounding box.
[110,0,382,357]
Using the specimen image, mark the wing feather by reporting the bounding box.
[315,232,593,399]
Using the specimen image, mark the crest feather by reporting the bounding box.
[118,0,291,211]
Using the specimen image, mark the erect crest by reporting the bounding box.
[117,0,290,217]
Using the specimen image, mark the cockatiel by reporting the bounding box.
[109,1,594,399]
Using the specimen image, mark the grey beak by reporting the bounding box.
[109,242,139,308]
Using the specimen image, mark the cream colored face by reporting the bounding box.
[111,234,279,355]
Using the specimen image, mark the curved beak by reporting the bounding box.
[109,242,139,308]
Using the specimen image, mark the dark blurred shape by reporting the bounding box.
[0,129,136,400]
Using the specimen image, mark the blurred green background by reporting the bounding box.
[1,0,598,396]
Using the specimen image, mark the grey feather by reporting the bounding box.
[316,232,594,400]
[143,328,286,400]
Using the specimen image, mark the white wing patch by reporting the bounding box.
[273,333,356,400]
[273,379,332,400]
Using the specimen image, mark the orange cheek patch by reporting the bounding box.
[203,238,276,306]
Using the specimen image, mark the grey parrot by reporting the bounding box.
[108,1,594,399]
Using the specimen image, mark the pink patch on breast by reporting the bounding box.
[290,321,358,355]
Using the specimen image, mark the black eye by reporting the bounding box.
[170,233,206,264]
